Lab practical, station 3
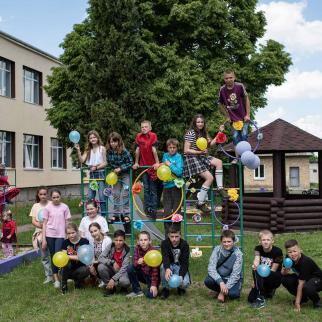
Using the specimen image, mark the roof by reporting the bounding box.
[224,118,322,152]
[0,30,61,64]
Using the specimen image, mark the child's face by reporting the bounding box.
[287,245,301,262]
[141,122,151,134]
[260,234,274,250]
[167,144,177,156]
[195,118,205,130]
[138,233,151,250]
[114,236,125,251]
[66,228,78,242]
[2,212,9,221]
[86,204,98,218]
[51,192,61,205]
[224,72,235,87]
[38,189,48,202]
[110,139,119,150]
[168,232,181,247]
[221,237,234,251]
[89,226,101,240]
[89,134,98,145]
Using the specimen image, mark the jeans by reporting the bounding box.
[204,275,242,299]
[97,263,130,288]
[88,170,107,217]
[37,238,53,278]
[160,264,190,289]
[112,173,130,216]
[127,264,157,298]
[46,237,64,274]
[232,122,249,146]
[61,263,89,285]
[163,187,182,237]
[141,173,158,213]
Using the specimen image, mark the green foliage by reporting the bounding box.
[45,0,292,151]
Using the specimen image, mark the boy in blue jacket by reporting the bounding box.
[204,229,243,302]
[161,138,183,236]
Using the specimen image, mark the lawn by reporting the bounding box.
[1,214,322,322]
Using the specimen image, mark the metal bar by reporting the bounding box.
[186,234,213,237]
[129,168,134,257]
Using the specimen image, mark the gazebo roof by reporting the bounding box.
[224,118,322,152]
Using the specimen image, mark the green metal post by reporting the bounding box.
[238,161,244,253]
[210,183,215,247]
[130,168,134,257]
[80,167,85,217]
[183,184,187,242]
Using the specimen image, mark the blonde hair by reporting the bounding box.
[258,229,274,240]
[85,130,104,161]
[137,230,151,240]
[66,222,79,234]
[141,120,152,127]
[166,138,179,148]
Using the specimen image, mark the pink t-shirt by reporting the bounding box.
[43,203,71,238]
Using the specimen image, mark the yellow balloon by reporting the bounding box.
[144,250,162,267]
[196,137,208,151]
[106,172,118,185]
[157,165,172,181]
[52,251,69,268]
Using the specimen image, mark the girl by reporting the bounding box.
[29,186,53,284]
[106,132,133,233]
[183,114,226,213]
[1,209,16,258]
[61,223,90,293]
[79,200,109,244]
[88,222,112,286]
[42,189,71,289]
[75,130,107,216]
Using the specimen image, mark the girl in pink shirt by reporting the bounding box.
[42,189,71,289]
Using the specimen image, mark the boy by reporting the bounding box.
[161,138,183,236]
[248,229,283,309]
[126,231,159,298]
[133,120,160,218]
[218,69,251,159]
[160,225,190,299]
[97,230,130,296]
[204,229,243,302]
[281,239,322,311]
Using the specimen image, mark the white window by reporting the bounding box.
[23,67,41,104]
[23,134,42,169]
[0,58,12,97]
[0,131,13,167]
[254,164,265,179]
[289,167,300,187]
[51,138,65,169]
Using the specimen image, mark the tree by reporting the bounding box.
[45,0,292,151]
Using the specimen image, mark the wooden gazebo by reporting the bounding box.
[225,118,322,232]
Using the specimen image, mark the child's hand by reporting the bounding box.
[200,149,208,155]
[113,262,120,272]
[252,263,258,271]
[114,168,121,174]
[210,138,217,146]
[137,258,144,265]
[88,265,97,276]
[294,302,301,312]
[74,144,80,150]
[281,267,290,276]
[150,286,158,297]
[133,163,139,170]
[7,235,11,239]
[41,239,47,251]
[244,115,250,122]
[165,268,172,281]
[164,160,171,166]
[106,279,115,290]
[153,163,160,170]
[219,282,228,295]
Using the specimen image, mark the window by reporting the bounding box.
[23,134,43,169]
[0,131,14,167]
[0,57,15,98]
[254,164,265,179]
[51,138,66,169]
[23,67,42,105]
[289,167,300,187]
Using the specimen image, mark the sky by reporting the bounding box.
[1,0,321,138]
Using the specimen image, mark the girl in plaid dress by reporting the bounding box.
[183,114,226,212]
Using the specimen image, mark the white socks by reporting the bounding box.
[215,169,223,189]
[197,185,210,203]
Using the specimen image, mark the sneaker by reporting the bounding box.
[160,288,170,300]
[43,276,54,284]
[98,280,105,288]
[61,281,68,294]
[313,301,322,309]
[177,287,186,296]
[196,202,211,214]
[126,291,144,298]
[218,188,229,199]
[251,297,266,309]
[103,287,116,297]
[53,280,61,289]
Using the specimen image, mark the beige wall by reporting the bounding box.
[0,35,79,188]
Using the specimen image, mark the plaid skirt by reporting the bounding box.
[183,155,213,178]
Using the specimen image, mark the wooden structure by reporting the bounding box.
[224,118,322,232]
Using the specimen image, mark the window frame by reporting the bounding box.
[0,56,15,98]
[23,66,42,105]
[254,164,265,180]
[23,134,43,169]
[0,130,15,167]
[50,138,66,169]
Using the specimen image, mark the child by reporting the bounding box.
[204,229,243,302]
[248,229,283,309]
[184,114,226,213]
[218,69,251,158]
[61,223,90,293]
[126,231,159,298]
[281,239,322,311]
[79,200,109,244]
[97,230,131,296]
[1,209,16,258]
[29,186,53,284]
[75,130,107,216]
[160,225,190,299]
[161,138,183,236]
[42,189,71,289]
[106,132,133,233]
[133,120,160,218]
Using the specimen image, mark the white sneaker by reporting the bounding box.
[98,280,105,288]
[43,276,54,284]
[54,280,61,289]
[126,291,144,298]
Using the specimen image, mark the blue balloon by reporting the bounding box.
[236,141,251,156]
[37,209,44,222]
[241,151,256,168]
[168,274,181,288]
[77,244,94,265]
[283,257,293,268]
[69,130,80,144]
[247,155,260,170]
[257,264,271,278]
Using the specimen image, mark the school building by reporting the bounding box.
[0,31,79,201]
